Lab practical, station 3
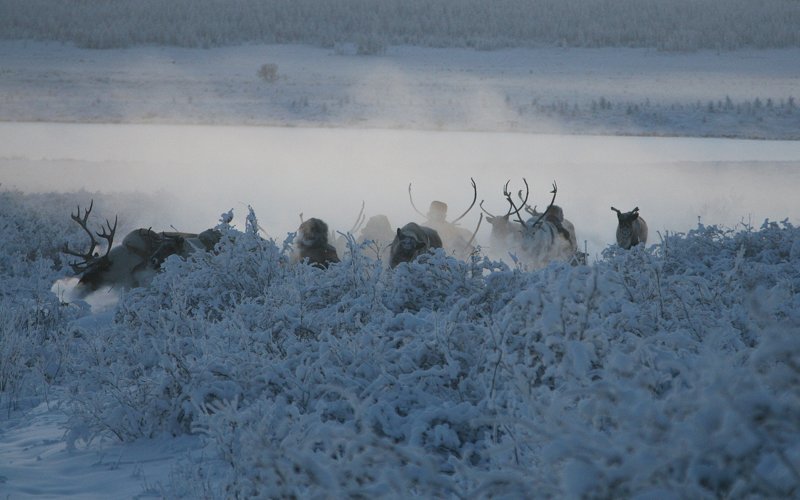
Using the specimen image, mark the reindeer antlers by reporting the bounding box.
[408,182,426,218]
[451,177,477,224]
[409,177,478,224]
[63,201,98,263]
[526,181,558,230]
[611,206,639,216]
[503,178,529,226]
[62,200,118,274]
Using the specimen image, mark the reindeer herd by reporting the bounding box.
[61,180,648,297]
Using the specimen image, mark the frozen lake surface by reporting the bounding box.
[2,121,798,258]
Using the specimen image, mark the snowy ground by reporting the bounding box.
[1,42,799,138]
[0,400,199,499]
[1,41,799,498]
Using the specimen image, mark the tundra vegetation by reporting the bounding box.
[2,188,799,497]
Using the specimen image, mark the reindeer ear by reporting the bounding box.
[397,228,402,236]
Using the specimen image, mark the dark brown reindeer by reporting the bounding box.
[63,201,219,297]
[292,217,340,269]
[611,206,648,249]
[389,222,443,268]
[408,178,481,258]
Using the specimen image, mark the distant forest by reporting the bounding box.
[1,0,799,51]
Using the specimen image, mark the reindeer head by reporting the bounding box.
[408,177,477,226]
[426,201,448,223]
[389,222,443,268]
[294,218,340,268]
[297,218,330,249]
[394,226,428,253]
[62,201,118,291]
[612,206,640,226]
[611,206,647,249]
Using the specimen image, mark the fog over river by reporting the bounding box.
[2,122,798,259]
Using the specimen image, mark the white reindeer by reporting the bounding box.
[483,179,578,268]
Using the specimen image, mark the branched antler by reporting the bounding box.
[62,201,98,266]
[62,200,117,274]
[504,178,529,226]
[526,181,558,230]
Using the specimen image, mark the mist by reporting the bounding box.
[2,122,798,259]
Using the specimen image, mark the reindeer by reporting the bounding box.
[611,206,648,249]
[149,228,221,266]
[62,201,220,297]
[408,178,482,258]
[389,222,443,268]
[479,179,529,257]
[484,180,578,268]
[357,214,395,262]
[292,217,340,269]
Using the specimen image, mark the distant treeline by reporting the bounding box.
[1,0,799,51]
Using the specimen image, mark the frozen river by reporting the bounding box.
[2,122,799,258]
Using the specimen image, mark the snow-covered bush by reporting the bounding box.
[0,188,179,413]
[3,189,798,497]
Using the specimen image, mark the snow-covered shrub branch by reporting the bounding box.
[2,188,798,497]
[60,207,799,497]
[0,188,185,414]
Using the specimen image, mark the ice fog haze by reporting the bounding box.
[2,122,798,257]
